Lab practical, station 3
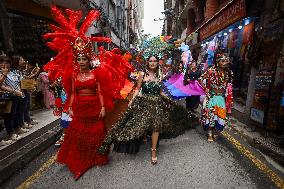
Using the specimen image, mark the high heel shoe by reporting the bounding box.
[151,148,157,165]
[74,171,83,180]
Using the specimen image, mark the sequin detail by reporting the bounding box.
[98,95,195,154]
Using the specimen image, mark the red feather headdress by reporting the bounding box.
[43,6,112,73]
[43,6,134,111]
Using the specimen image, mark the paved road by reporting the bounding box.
[3,126,282,189]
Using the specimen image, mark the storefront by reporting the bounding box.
[8,13,54,65]
[250,15,284,130]
[1,0,55,65]
[195,0,284,131]
[197,0,254,107]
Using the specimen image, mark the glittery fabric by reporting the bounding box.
[98,82,194,154]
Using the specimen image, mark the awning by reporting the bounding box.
[197,0,246,41]
[32,0,82,10]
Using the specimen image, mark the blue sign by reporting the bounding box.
[250,108,264,125]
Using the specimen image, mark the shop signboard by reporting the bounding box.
[250,108,264,125]
[255,71,273,90]
[199,0,246,41]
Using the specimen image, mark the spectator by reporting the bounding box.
[0,55,25,145]
[11,56,33,130]
[183,60,202,112]
[38,70,55,109]
[24,61,40,125]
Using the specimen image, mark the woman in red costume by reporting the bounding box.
[57,43,109,180]
[42,6,132,180]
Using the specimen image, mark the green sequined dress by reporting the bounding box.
[98,81,194,154]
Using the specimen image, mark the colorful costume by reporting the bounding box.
[98,77,193,155]
[200,65,233,131]
[38,72,55,109]
[57,69,109,173]
[43,6,132,178]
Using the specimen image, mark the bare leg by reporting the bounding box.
[151,132,159,165]
[213,129,219,141]
[208,128,214,142]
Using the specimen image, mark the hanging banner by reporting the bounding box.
[199,0,246,41]
[242,22,254,45]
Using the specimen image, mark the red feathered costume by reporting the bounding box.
[43,6,133,179]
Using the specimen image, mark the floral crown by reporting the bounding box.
[140,36,169,60]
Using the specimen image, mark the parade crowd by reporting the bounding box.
[0,51,55,145]
[0,6,235,181]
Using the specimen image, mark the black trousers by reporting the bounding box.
[185,96,200,110]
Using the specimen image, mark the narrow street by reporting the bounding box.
[0,0,284,189]
[2,126,283,189]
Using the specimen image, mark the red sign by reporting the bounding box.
[199,0,246,41]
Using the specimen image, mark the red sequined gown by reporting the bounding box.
[57,70,108,175]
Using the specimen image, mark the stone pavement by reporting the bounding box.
[193,100,284,169]
[0,109,60,185]
[18,128,277,189]
[0,109,58,148]
[228,116,284,167]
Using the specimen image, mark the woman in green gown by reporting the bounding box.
[99,55,193,165]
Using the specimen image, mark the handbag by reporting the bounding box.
[60,112,72,128]
[21,79,37,90]
[0,97,13,113]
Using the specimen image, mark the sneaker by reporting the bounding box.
[23,123,33,129]
[9,134,22,141]
[17,128,29,134]
[0,139,13,146]
[29,119,39,125]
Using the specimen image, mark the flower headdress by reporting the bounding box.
[140,36,170,60]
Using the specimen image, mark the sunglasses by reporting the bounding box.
[149,60,158,62]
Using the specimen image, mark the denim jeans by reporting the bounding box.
[23,90,31,123]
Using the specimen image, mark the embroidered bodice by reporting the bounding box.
[141,80,161,95]
[74,72,97,93]
[201,67,232,95]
